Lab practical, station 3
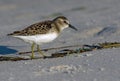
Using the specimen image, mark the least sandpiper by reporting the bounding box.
[8,16,77,58]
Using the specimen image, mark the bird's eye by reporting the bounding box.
[64,21,68,24]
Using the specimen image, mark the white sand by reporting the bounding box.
[0,0,120,81]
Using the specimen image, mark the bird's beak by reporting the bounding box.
[69,24,77,31]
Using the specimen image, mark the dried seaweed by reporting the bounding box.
[1,42,120,61]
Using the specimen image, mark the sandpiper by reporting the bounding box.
[8,16,77,58]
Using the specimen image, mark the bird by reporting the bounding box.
[7,16,77,59]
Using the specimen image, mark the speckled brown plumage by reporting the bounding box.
[8,21,56,36]
[7,16,69,36]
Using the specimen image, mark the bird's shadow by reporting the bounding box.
[0,46,18,55]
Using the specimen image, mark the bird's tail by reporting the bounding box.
[7,31,21,36]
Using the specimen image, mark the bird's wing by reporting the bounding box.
[8,20,53,36]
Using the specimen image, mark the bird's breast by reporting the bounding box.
[36,33,58,43]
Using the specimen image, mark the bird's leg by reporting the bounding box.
[31,43,35,59]
[37,45,45,57]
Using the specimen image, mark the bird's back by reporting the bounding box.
[8,20,53,36]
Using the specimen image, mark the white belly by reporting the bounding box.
[13,33,58,45]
